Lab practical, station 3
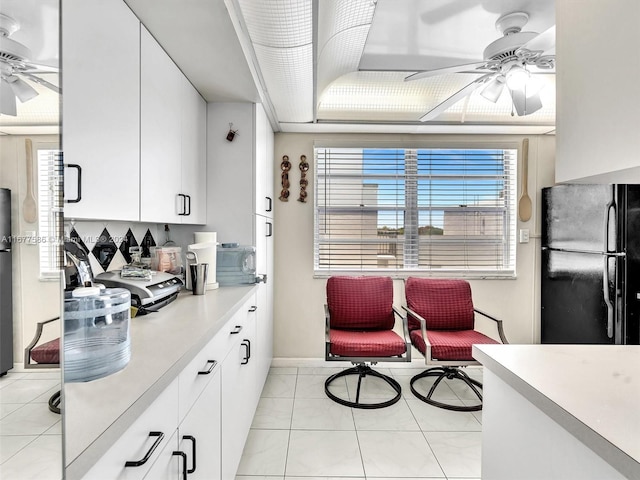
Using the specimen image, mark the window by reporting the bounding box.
[37,147,64,279]
[314,146,517,277]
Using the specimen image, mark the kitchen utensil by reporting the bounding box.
[187,242,219,289]
[190,263,209,295]
[518,138,532,222]
[23,139,37,223]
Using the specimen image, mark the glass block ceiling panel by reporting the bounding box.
[317,71,555,124]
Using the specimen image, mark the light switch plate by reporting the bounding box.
[519,229,530,243]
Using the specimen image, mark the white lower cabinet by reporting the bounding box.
[81,292,268,480]
[81,379,179,480]
[221,303,258,480]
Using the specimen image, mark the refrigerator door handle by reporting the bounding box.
[603,255,615,339]
[604,198,616,253]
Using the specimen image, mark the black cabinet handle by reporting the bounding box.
[248,305,257,312]
[183,435,196,474]
[230,325,243,335]
[125,431,164,467]
[197,359,217,375]
[178,194,187,215]
[266,221,273,237]
[266,196,272,212]
[64,164,82,203]
[241,339,251,365]
[172,451,188,480]
[185,194,191,216]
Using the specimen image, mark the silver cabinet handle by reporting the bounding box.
[230,325,243,335]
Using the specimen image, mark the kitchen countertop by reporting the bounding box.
[64,285,257,479]
[473,344,640,479]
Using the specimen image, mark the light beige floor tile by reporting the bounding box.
[251,397,294,429]
[286,430,364,477]
[259,373,297,398]
[236,429,289,476]
[0,435,37,463]
[406,398,482,432]
[0,379,60,404]
[424,431,482,478]
[296,373,347,399]
[0,403,60,435]
[291,397,355,430]
[0,434,62,480]
[352,398,420,431]
[358,430,444,478]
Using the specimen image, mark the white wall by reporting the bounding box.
[272,133,556,359]
[0,135,61,365]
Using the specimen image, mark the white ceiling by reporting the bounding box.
[0,0,557,135]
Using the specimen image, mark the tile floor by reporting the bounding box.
[0,369,63,480]
[236,366,484,480]
[0,366,485,480]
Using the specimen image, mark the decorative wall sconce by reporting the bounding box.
[279,155,291,201]
[298,155,309,203]
[226,123,239,142]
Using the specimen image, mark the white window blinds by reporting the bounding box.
[314,147,517,277]
[37,148,64,278]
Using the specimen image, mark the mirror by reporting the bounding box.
[0,0,62,478]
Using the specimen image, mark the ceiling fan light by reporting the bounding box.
[480,76,506,103]
[0,79,17,115]
[6,75,38,103]
[505,64,530,91]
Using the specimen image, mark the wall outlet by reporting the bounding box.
[519,229,530,243]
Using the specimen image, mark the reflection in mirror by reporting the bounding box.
[0,0,61,478]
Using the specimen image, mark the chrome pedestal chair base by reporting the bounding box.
[325,364,402,409]
[410,366,483,412]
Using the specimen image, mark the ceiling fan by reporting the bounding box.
[406,12,555,121]
[0,13,59,116]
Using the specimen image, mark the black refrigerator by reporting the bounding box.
[541,184,640,345]
[0,188,13,375]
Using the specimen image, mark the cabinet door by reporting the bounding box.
[81,380,179,480]
[254,215,274,385]
[221,309,257,479]
[140,25,182,223]
[62,0,140,221]
[254,104,274,218]
[180,75,207,224]
[178,370,222,480]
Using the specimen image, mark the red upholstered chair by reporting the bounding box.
[404,277,507,411]
[325,276,410,409]
[24,317,61,414]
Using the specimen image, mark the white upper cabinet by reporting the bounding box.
[556,0,640,183]
[179,73,207,225]
[62,0,140,221]
[254,105,274,218]
[140,26,182,224]
[140,27,207,224]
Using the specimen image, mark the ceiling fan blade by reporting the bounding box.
[480,75,506,103]
[419,76,489,122]
[0,80,18,116]
[21,73,60,94]
[518,25,556,55]
[6,75,38,102]
[511,89,543,116]
[21,62,60,74]
[405,61,488,82]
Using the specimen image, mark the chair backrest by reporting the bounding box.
[326,276,395,330]
[405,277,475,331]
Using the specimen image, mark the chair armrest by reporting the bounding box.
[393,306,411,361]
[402,305,432,357]
[474,308,509,344]
[24,317,60,367]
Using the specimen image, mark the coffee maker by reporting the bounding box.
[64,240,94,290]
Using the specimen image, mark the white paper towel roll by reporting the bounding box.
[194,231,217,244]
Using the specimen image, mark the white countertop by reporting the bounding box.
[473,344,640,480]
[64,285,256,479]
